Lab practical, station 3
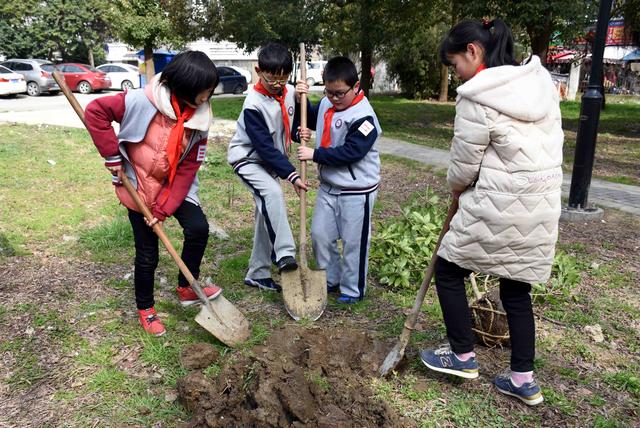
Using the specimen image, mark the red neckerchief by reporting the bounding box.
[253,80,291,151]
[474,63,487,76]
[321,90,365,148]
[160,93,195,205]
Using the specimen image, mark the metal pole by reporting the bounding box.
[567,0,613,209]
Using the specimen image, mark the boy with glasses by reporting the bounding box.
[296,56,382,304]
[228,42,308,292]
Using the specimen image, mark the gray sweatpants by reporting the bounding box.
[310,187,377,299]
[235,163,296,279]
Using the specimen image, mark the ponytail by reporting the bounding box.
[439,19,518,68]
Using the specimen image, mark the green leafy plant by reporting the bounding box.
[370,190,446,291]
[532,251,581,304]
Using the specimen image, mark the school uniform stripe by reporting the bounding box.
[357,193,371,299]
[339,183,380,195]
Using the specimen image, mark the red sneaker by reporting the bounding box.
[176,284,222,307]
[138,307,166,336]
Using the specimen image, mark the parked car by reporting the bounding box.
[214,66,248,95]
[296,60,327,86]
[0,64,27,97]
[0,59,60,96]
[96,62,140,91]
[57,63,111,94]
[228,65,253,84]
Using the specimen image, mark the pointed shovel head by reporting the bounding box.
[194,295,251,347]
[280,265,327,321]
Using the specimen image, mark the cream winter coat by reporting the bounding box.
[437,56,564,283]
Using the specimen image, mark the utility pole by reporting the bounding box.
[565,0,613,215]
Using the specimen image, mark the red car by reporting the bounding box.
[57,63,111,94]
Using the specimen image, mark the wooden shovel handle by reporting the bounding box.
[53,71,86,127]
[118,172,196,285]
[404,199,459,329]
[52,71,197,286]
[298,43,308,264]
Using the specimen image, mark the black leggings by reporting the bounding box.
[128,201,209,310]
[434,256,535,372]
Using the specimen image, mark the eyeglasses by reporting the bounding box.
[324,86,354,99]
[261,73,289,86]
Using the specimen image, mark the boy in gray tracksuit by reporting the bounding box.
[297,56,381,304]
[228,42,307,291]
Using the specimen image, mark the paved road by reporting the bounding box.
[1,99,637,216]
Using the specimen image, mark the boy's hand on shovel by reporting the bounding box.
[297,145,314,161]
[297,126,312,144]
[295,81,309,102]
[291,177,309,196]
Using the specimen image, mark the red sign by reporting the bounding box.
[606,20,633,46]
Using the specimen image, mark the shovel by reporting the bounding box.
[53,71,251,347]
[379,198,459,376]
[280,43,328,321]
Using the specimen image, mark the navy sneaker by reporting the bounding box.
[327,283,340,294]
[336,293,362,304]
[276,256,298,272]
[244,277,282,292]
[493,374,544,406]
[419,345,479,379]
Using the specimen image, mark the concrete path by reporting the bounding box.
[0,102,637,216]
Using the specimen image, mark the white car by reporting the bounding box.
[296,61,327,86]
[96,63,141,91]
[0,64,26,96]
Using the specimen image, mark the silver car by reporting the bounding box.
[0,59,60,96]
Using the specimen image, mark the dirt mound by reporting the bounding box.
[177,325,415,428]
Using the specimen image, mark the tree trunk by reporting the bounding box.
[88,49,94,68]
[438,64,449,101]
[360,48,373,97]
[144,44,155,83]
[359,0,373,96]
[530,31,551,65]
[439,1,458,101]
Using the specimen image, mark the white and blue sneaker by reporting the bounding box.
[419,345,479,379]
[493,374,544,406]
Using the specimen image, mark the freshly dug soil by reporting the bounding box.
[177,325,416,428]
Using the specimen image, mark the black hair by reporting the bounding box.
[439,19,518,68]
[323,56,359,87]
[258,42,293,74]
[160,51,219,105]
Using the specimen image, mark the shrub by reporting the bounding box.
[370,191,580,300]
[532,251,581,304]
[370,190,447,291]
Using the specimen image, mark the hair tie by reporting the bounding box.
[482,19,494,30]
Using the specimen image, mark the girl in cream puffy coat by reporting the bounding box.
[419,19,563,407]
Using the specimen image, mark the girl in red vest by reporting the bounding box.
[85,51,222,336]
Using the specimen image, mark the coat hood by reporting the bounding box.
[144,74,212,132]
[455,56,558,122]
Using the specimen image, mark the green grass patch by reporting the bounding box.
[602,369,640,397]
[0,124,118,248]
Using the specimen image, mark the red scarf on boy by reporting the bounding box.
[320,90,365,148]
[253,80,291,151]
